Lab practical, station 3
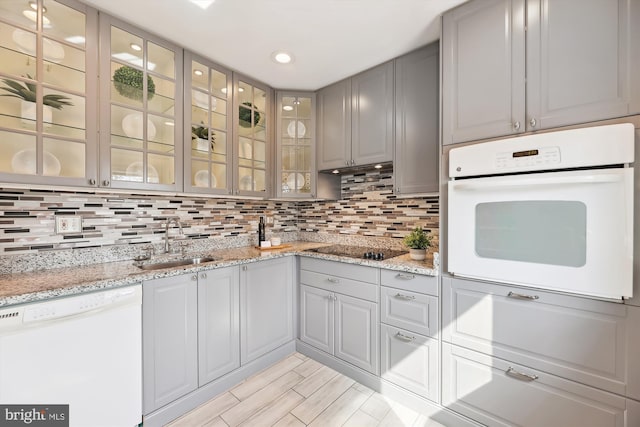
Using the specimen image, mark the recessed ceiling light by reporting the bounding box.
[29,1,46,13]
[220,88,227,94]
[130,43,142,51]
[238,87,245,93]
[272,51,294,64]
[283,105,294,111]
[189,0,215,9]
[194,69,203,76]
[374,164,382,169]
[332,170,340,174]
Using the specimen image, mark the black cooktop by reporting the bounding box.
[305,245,407,261]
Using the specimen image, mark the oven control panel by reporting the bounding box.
[495,146,561,170]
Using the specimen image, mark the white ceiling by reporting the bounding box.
[79,0,467,91]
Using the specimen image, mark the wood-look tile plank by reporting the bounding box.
[359,392,394,421]
[204,417,230,427]
[271,414,305,427]
[378,401,420,427]
[307,387,369,427]
[292,364,340,398]
[290,373,355,424]
[293,352,309,361]
[238,390,304,427]
[413,414,448,427]
[350,382,374,397]
[293,357,323,377]
[231,354,304,401]
[166,392,239,427]
[221,371,304,427]
[343,409,379,427]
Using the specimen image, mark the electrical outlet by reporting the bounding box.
[55,216,82,234]
[265,216,274,224]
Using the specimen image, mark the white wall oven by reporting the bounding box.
[448,124,634,300]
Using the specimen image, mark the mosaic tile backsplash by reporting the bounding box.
[0,168,438,270]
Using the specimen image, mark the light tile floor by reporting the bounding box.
[166,353,446,427]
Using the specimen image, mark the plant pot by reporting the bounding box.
[21,101,52,127]
[409,248,426,261]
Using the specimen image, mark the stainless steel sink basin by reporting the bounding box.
[136,257,216,270]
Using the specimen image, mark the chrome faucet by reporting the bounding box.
[164,217,183,253]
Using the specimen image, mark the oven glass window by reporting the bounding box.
[475,201,586,267]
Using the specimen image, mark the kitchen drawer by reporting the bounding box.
[380,324,438,402]
[380,286,438,337]
[300,257,379,284]
[442,276,640,399]
[381,269,438,296]
[300,269,377,302]
[442,343,628,427]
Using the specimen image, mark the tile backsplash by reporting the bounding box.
[0,168,439,267]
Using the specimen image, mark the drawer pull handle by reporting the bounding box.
[506,367,538,382]
[394,293,415,301]
[396,273,415,280]
[395,332,415,342]
[507,291,539,301]
[327,278,340,284]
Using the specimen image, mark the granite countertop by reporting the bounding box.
[0,242,438,308]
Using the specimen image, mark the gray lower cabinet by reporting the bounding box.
[197,266,240,386]
[143,273,198,414]
[442,0,638,145]
[394,43,439,194]
[442,343,629,427]
[299,258,380,375]
[240,257,294,364]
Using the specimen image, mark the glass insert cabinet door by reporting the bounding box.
[276,92,315,198]
[184,52,232,194]
[99,15,183,191]
[234,75,271,195]
[0,0,98,185]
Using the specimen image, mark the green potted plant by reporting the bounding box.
[1,75,73,124]
[191,124,215,151]
[239,101,261,128]
[113,65,155,101]
[403,226,432,260]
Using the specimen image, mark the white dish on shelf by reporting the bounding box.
[12,28,65,63]
[194,170,217,188]
[125,162,159,183]
[286,172,305,190]
[11,149,61,176]
[192,90,217,110]
[239,175,256,191]
[122,113,156,140]
[287,120,306,138]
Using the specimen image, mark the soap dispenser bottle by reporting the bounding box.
[258,216,266,243]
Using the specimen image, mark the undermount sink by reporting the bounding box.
[136,257,216,271]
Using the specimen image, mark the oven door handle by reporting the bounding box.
[450,173,622,191]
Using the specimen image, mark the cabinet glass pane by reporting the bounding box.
[212,97,226,115]
[254,169,265,192]
[147,76,174,114]
[191,160,211,188]
[110,61,143,108]
[149,153,173,184]
[148,113,174,152]
[111,105,144,148]
[253,87,266,112]
[211,111,226,131]
[211,69,226,95]
[43,0,85,44]
[43,42,85,93]
[212,131,226,161]
[0,78,34,130]
[0,1,35,28]
[0,130,35,174]
[110,26,143,68]
[148,41,174,78]
[111,148,143,182]
[238,81,251,105]
[42,89,84,139]
[0,22,36,79]
[238,167,254,191]
[281,96,296,118]
[212,163,226,188]
[277,94,312,196]
[191,60,207,90]
[44,137,84,178]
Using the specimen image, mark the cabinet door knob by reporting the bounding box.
[242,265,247,271]
[351,159,355,166]
[191,275,197,281]
[200,273,207,279]
[513,121,521,130]
[333,295,337,301]
[88,178,96,186]
[529,118,537,128]
[102,180,110,186]
[327,277,340,284]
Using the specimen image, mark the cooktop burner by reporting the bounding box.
[305,245,407,261]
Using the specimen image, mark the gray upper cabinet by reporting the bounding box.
[394,44,439,194]
[317,79,351,170]
[197,266,240,387]
[442,0,526,145]
[317,62,394,170]
[143,273,198,415]
[240,257,294,364]
[442,0,637,145]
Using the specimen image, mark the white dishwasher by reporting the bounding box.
[0,285,142,427]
